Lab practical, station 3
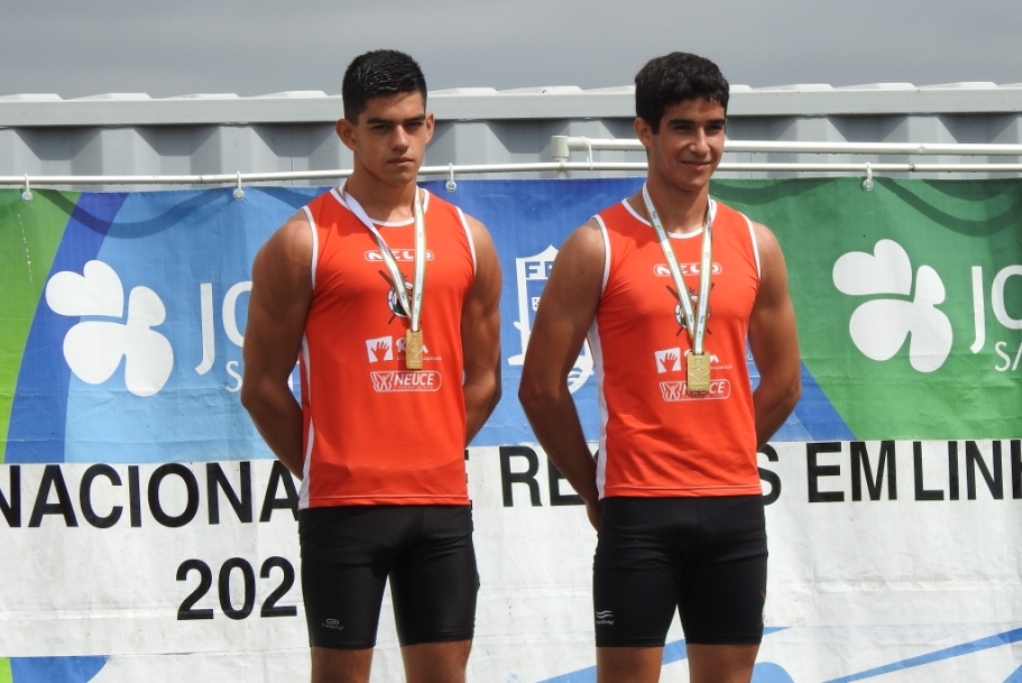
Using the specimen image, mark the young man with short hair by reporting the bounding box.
[519,52,801,683]
[242,49,502,683]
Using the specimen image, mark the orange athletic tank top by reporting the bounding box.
[297,186,476,508]
[590,198,761,498]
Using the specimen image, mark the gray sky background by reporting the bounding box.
[1,0,1019,98]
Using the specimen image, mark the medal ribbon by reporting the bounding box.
[341,181,426,333]
[641,183,715,355]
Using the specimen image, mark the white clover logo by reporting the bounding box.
[44,260,174,397]
[832,239,953,373]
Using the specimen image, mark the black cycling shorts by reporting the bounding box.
[299,505,479,649]
[593,495,767,647]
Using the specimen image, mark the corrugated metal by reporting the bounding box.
[2,83,1021,190]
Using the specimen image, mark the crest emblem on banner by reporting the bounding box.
[507,246,593,393]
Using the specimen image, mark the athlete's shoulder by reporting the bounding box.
[711,199,747,223]
[260,209,313,271]
[594,197,637,225]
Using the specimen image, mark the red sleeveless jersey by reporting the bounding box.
[590,198,762,498]
[297,187,476,508]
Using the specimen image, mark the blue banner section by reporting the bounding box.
[7,181,851,465]
[10,656,108,683]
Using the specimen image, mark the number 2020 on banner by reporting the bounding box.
[177,556,298,621]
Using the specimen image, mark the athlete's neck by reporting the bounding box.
[632,176,710,234]
[343,169,419,223]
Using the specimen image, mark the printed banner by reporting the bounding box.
[1,179,1020,681]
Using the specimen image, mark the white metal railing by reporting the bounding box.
[3,138,1022,200]
[547,136,1022,190]
[549,136,1022,159]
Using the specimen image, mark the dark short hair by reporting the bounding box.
[635,52,729,133]
[342,50,427,123]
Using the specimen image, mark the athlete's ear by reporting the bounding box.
[634,116,654,151]
[424,112,435,144]
[336,118,357,151]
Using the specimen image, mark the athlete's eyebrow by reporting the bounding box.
[364,113,427,126]
[665,116,727,127]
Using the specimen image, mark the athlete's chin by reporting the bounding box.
[378,163,420,184]
[670,175,713,193]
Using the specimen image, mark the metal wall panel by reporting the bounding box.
[2,84,1021,189]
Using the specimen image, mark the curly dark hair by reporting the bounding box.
[635,52,729,133]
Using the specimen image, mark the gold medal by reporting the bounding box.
[405,329,424,370]
[687,352,711,394]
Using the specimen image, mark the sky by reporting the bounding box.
[1,0,1020,99]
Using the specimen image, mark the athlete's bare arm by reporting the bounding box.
[461,215,503,445]
[748,222,801,448]
[519,221,605,529]
[241,212,313,479]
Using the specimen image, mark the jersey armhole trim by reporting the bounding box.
[457,207,478,277]
[302,205,320,290]
[744,214,761,281]
[593,214,611,296]
[621,198,650,226]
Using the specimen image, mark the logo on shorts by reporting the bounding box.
[322,618,344,631]
[660,379,731,401]
[595,609,615,626]
[371,371,443,392]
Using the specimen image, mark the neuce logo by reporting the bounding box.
[833,240,953,373]
[660,379,730,401]
[45,260,174,397]
[371,371,443,392]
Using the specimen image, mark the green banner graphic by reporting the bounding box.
[0,191,75,450]
[713,177,1022,440]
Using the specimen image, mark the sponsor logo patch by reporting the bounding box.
[371,371,443,392]
[654,347,683,374]
[659,379,731,401]
[365,249,434,262]
[366,336,395,363]
[653,262,722,278]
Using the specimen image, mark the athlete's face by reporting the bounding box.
[337,91,434,187]
[635,98,726,194]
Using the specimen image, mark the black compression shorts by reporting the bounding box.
[593,495,767,647]
[299,505,479,649]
